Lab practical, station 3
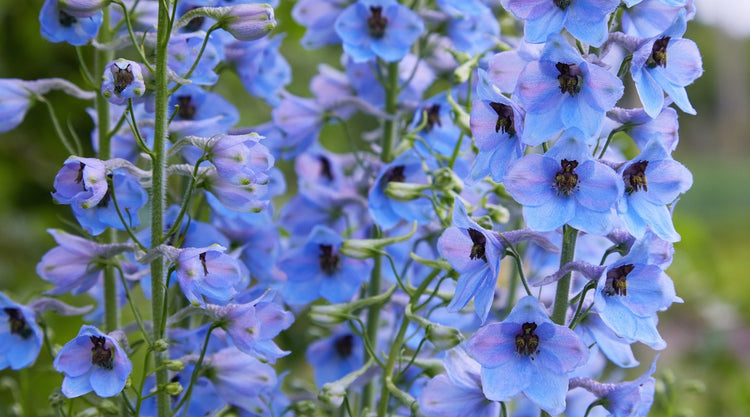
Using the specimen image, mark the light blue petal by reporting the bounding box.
[632,69,665,118]
[504,155,559,207]
[523,366,568,415]
[524,8,565,44]
[481,361,529,401]
[524,200,574,232]
[61,373,93,398]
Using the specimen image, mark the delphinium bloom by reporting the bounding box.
[441,2,500,55]
[419,347,501,417]
[228,35,291,106]
[101,58,146,105]
[174,246,244,307]
[39,0,102,46]
[516,34,624,145]
[280,226,372,305]
[53,325,132,398]
[306,329,364,387]
[470,70,526,182]
[504,130,623,235]
[0,79,34,133]
[503,0,619,46]
[411,93,466,158]
[335,0,425,63]
[71,170,149,236]
[621,0,691,39]
[467,296,588,414]
[575,311,639,369]
[168,84,240,137]
[168,32,224,85]
[0,293,44,370]
[607,105,680,152]
[630,11,703,117]
[616,139,692,242]
[292,0,349,49]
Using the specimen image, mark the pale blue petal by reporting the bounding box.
[504,155,559,206]
[524,200,573,232]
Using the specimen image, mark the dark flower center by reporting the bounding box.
[75,162,87,191]
[467,228,488,263]
[176,95,197,120]
[489,102,516,136]
[554,159,580,196]
[334,334,354,357]
[318,244,341,275]
[367,6,388,39]
[199,252,209,275]
[319,156,334,182]
[623,160,649,194]
[554,0,571,10]
[384,165,406,183]
[515,322,540,357]
[4,308,33,339]
[112,64,135,95]
[556,63,583,96]
[96,174,114,208]
[58,10,77,27]
[90,336,114,369]
[423,104,442,133]
[647,37,670,69]
[603,264,634,296]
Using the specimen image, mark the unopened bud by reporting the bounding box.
[58,0,109,17]
[48,389,65,408]
[424,323,463,351]
[384,181,429,201]
[484,203,510,224]
[309,304,349,326]
[433,167,463,194]
[152,338,169,352]
[220,4,277,41]
[165,359,185,372]
[164,381,184,396]
[75,408,100,417]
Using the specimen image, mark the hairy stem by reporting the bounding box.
[552,226,579,325]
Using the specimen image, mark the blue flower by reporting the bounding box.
[444,3,500,55]
[0,79,34,133]
[504,130,623,235]
[280,226,372,305]
[503,0,619,46]
[168,32,224,86]
[467,296,588,415]
[412,93,467,158]
[368,150,434,230]
[0,293,43,370]
[576,311,638,369]
[231,35,291,106]
[437,200,503,322]
[202,347,280,413]
[70,170,148,236]
[419,347,501,417]
[335,0,424,63]
[53,325,132,398]
[52,156,108,208]
[516,34,624,145]
[608,105,680,152]
[306,329,364,387]
[616,139,692,242]
[101,59,147,105]
[175,246,244,307]
[168,85,239,137]
[630,11,703,117]
[621,0,691,39]
[39,0,102,46]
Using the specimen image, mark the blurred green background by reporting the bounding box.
[1,1,750,416]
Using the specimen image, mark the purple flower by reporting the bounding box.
[175,246,244,307]
[576,312,638,369]
[444,3,500,55]
[335,0,425,63]
[516,34,624,145]
[52,156,108,208]
[39,0,102,46]
[504,130,623,235]
[487,40,542,94]
[0,79,34,133]
[70,170,148,236]
[306,329,364,387]
[503,0,619,46]
[292,0,350,49]
[229,35,291,106]
[630,10,703,117]
[168,32,225,86]
[220,4,277,41]
[419,347,501,417]
[168,85,239,137]
[622,0,690,39]
[53,325,132,398]
[616,139,692,242]
[467,296,588,415]
[280,226,371,305]
[0,293,43,370]
[196,133,274,186]
[101,58,147,105]
[412,93,467,158]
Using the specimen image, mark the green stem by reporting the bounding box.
[381,61,400,163]
[151,2,171,416]
[552,226,579,325]
[377,317,411,417]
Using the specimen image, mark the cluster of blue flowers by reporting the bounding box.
[0,0,702,416]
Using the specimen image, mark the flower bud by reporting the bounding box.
[432,167,463,194]
[220,4,277,41]
[384,181,429,201]
[165,359,185,372]
[101,58,146,105]
[152,338,169,352]
[48,389,65,408]
[164,381,184,396]
[424,323,464,351]
[58,0,109,17]
[309,304,349,326]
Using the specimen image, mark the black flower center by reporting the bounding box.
[319,156,334,182]
[647,37,670,69]
[367,6,388,39]
[515,322,540,357]
[58,10,77,27]
[177,95,196,120]
[556,63,583,96]
[423,104,442,133]
[554,159,580,196]
[384,165,406,183]
[319,244,341,275]
[604,264,634,296]
[554,0,571,10]
[4,308,33,339]
[96,173,114,208]
[112,64,135,95]
[467,228,488,263]
[623,160,649,194]
[75,162,87,191]
[489,102,516,137]
[199,252,209,275]
[334,334,354,357]
[90,336,114,369]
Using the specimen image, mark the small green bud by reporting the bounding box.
[424,323,464,351]
[384,181,429,201]
[484,202,510,224]
[309,304,349,326]
[48,389,65,408]
[433,167,463,194]
[165,381,184,396]
[165,359,185,372]
[152,338,169,352]
[289,400,319,416]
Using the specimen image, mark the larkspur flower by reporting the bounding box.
[608,105,680,152]
[306,329,364,387]
[630,10,703,117]
[412,93,466,158]
[335,0,425,63]
[504,129,623,235]
[220,3,277,41]
[229,35,291,106]
[39,0,102,45]
[58,0,108,18]
[70,170,148,236]
[292,0,350,49]
[53,325,132,398]
[503,0,619,46]
[621,0,691,39]
[516,34,624,145]
[52,156,108,208]
[0,293,44,370]
[204,347,280,413]
[168,84,239,137]
[175,246,244,307]
[101,58,146,105]
[467,296,588,415]
[168,32,225,85]
[444,3,500,55]
[0,79,34,133]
